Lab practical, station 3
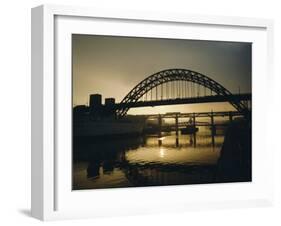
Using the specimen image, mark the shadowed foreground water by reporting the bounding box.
[73,128,226,190]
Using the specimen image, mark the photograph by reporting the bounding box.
[72,34,252,190]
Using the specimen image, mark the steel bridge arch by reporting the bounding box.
[117,69,248,117]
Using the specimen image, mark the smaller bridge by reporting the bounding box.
[144,110,244,119]
[144,110,246,147]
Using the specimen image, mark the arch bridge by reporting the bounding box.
[115,69,251,117]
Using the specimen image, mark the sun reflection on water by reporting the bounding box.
[159,147,166,158]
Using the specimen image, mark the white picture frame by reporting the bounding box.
[31,4,274,221]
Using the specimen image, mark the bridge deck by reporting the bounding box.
[115,93,251,110]
[141,110,246,119]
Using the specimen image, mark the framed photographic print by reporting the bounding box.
[31,4,274,220]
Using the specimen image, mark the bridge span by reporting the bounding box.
[114,93,251,110]
[115,69,251,117]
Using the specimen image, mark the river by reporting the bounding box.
[73,127,225,190]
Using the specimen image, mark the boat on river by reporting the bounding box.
[180,125,199,135]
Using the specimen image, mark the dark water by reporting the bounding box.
[73,127,225,190]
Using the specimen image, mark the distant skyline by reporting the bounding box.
[72,34,251,114]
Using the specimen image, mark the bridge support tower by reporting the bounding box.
[192,113,197,147]
[229,111,233,122]
[175,114,179,146]
[158,114,162,146]
[210,111,215,147]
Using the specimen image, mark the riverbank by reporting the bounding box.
[216,118,252,182]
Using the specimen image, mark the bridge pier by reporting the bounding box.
[192,113,196,147]
[158,114,162,146]
[210,111,215,147]
[175,114,179,136]
[229,111,233,122]
[175,114,179,147]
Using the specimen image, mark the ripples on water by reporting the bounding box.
[73,129,225,190]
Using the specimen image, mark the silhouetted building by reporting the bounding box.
[89,94,103,119]
[90,94,102,108]
[73,105,88,113]
[88,94,117,119]
[105,98,115,106]
[104,98,116,118]
[73,105,90,122]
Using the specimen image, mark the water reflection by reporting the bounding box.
[73,129,224,190]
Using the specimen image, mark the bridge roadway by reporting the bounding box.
[142,110,245,119]
[114,93,251,110]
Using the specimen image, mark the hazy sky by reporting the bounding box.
[72,35,251,114]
